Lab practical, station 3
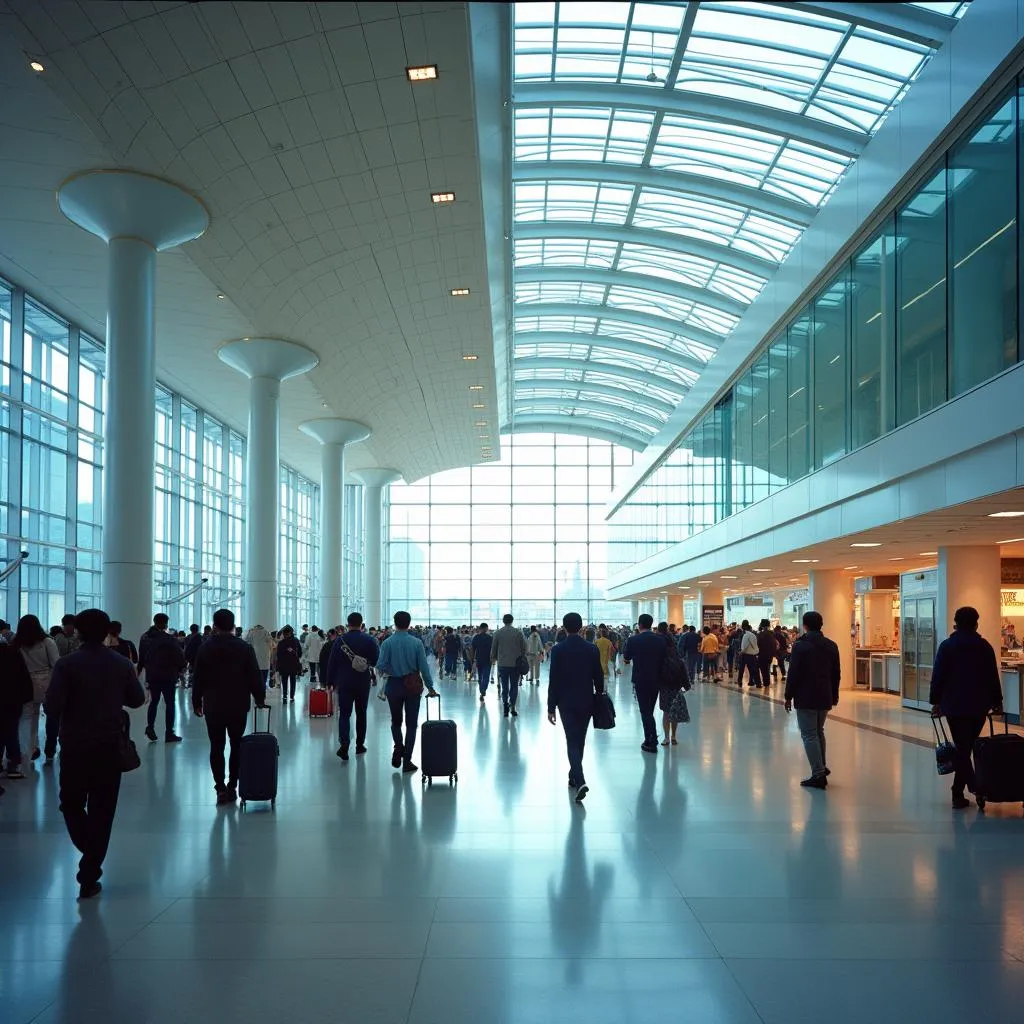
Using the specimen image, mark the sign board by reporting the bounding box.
[1001,559,1024,585]
[702,604,724,631]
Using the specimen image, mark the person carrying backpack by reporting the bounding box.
[327,612,380,761]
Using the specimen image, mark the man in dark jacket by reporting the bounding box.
[326,612,380,761]
[192,608,266,805]
[677,625,699,683]
[45,608,146,898]
[623,614,666,753]
[183,623,203,686]
[139,612,186,743]
[0,640,32,785]
[547,611,605,804]
[929,606,1003,809]
[756,619,779,688]
[784,611,841,789]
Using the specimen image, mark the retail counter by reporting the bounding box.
[1001,664,1022,724]
[856,648,900,694]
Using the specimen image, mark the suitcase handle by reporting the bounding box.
[931,714,951,745]
[424,692,441,720]
[252,704,272,733]
[987,711,1010,736]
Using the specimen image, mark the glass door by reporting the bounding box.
[917,598,936,707]
[902,598,918,708]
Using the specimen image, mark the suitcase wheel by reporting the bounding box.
[240,801,246,811]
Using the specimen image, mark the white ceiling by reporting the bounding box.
[0,0,497,482]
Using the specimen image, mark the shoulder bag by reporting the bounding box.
[340,640,369,674]
[118,710,142,772]
[402,671,424,697]
[593,690,616,730]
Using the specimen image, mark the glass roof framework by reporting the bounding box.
[507,0,969,445]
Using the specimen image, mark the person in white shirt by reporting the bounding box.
[244,624,272,688]
[737,620,761,688]
[304,627,325,683]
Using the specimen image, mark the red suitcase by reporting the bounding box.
[308,686,334,718]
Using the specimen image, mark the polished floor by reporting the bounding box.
[3,665,1024,1024]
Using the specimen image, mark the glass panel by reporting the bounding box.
[767,338,788,487]
[813,270,849,467]
[750,354,769,504]
[949,90,1017,396]
[787,308,811,481]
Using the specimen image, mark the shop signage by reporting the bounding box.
[1001,590,1024,612]
[702,604,724,631]
[1001,559,1024,585]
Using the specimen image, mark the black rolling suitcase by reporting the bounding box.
[973,712,1024,811]
[239,705,279,810]
[420,693,457,787]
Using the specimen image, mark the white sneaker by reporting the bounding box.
[575,784,589,804]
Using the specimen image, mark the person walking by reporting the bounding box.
[139,612,186,743]
[0,636,32,781]
[784,610,841,789]
[677,625,699,683]
[183,623,203,686]
[929,606,1003,810]
[191,608,267,805]
[699,626,721,682]
[756,619,779,689]
[527,626,544,684]
[106,620,139,668]
[773,624,789,681]
[327,612,380,761]
[657,621,689,746]
[493,613,528,717]
[54,613,81,658]
[547,611,605,804]
[737,620,760,688]
[376,611,438,775]
[442,627,461,680]
[275,625,304,703]
[305,627,324,683]
[623,613,666,754]
[244,623,273,689]
[44,608,146,898]
[472,623,494,702]
[12,614,60,765]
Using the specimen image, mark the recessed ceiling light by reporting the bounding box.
[29,60,44,72]
[919,551,937,556]
[472,403,485,409]
[450,287,470,296]
[751,568,772,572]
[432,191,455,204]
[792,558,818,564]
[888,557,904,561]
[999,537,1024,544]
[720,575,737,579]
[790,577,801,582]
[474,420,487,427]
[698,580,713,585]
[216,292,226,299]
[479,434,489,439]
[988,511,1024,518]
[468,385,484,391]
[406,64,438,82]
[843,566,859,570]
[851,542,882,548]
[677,586,690,590]
[462,354,478,361]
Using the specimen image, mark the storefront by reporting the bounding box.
[853,575,901,697]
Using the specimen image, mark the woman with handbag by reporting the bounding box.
[13,614,60,768]
[275,626,304,703]
[656,622,690,746]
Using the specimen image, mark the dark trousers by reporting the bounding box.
[635,686,659,746]
[205,712,246,789]
[0,704,22,768]
[338,682,371,746]
[499,666,520,709]
[947,714,987,797]
[737,653,760,687]
[444,653,458,677]
[683,653,697,682]
[478,661,492,694]
[561,707,591,788]
[387,691,421,765]
[281,673,298,699]
[146,678,177,734]
[308,662,318,683]
[757,654,774,687]
[59,745,122,887]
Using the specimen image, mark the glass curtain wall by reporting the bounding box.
[0,276,320,632]
[386,432,634,624]
[342,483,365,616]
[611,79,1022,570]
[279,466,320,629]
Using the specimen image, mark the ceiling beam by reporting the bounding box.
[514,356,689,396]
[780,2,956,48]
[512,161,814,225]
[515,265,748,319]
[514,82,865,155]
[513,396,665,432]
[514,221,776,277]
[506,415,650,451]
[513,330,705,376]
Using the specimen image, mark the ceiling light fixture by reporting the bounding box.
[751,568,772,572]
[216,292,226,300]
[988,511,1024,518]
[474,420,487,427]
[888,557,904,561]
[792,558,818,564]
[851,542,882,548]
[999,537,1024,544]
[697,580,713,585]
[450,287,470,296]
[472,403,485,409]
[919,551,938,556]
[29,60,44,72]
[432,191,455,204]
[843,565,859,570]
[406,64,438,82]
[462,354,478,361]
[720,575,737,580]
[468,385,484,391]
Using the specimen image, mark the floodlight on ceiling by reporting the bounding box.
[406,64,438,82]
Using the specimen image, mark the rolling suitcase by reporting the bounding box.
[420,693,457,787]
[973,712,1024,811]
[239,705,279,810]
[308,685,334,718]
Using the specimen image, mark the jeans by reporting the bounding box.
[281,673,298,700]
[59,744,122,887]
[499,666,520,709]
[796,708,829,776]
[635,686,659,747]
[478,662,492,694]
[946,714,987,797]
[338,682,371,747]
[0,704,22,769]
[737,653,760,687]
[146,678,177,734]
[560,707,591,788]
[444,653,458,677]
[205,712,246,788]
[683,653,697,682]
[387,691,421,765]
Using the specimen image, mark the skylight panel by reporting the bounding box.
[515,281,608,305]
[514,238,619,268]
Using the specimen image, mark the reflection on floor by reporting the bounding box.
[3,667,1024,1024]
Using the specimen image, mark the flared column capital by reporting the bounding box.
[352,468,402,488]
[299,419,371,448]
[218,338,318,381]
[58,169,208,249]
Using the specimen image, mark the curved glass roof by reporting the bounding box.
[508,0,969,445]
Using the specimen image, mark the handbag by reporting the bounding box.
[592,690,616,730]
[515,654,529,677]
[117,710,141,773]
[30,668,51,705]
[932,715,956,776]
[402,671,424,697]
[668,689,691,725]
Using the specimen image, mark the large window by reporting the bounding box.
[813,271,849,467]
[386,432,633,624]
[279,466,319,629]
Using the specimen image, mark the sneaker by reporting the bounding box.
[800,775,828,789]
[952,794,970,809]
[503,705,509,718]
[226,786,237,802]
[511,707,518,717]
[216,788,235,806]
[402,762,418,775]
[5,768,25,780]
[145,726,158,742]
[640,743,658,754]
[30,748,40,761]
[355,745,367,755]
[337,744,349,761]
[165,733,183,743]
[78,882,102,900]
[391,746,403,769]
[479,694,485,703]
[575,784,589,804]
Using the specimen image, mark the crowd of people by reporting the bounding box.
[0,599,1006,900]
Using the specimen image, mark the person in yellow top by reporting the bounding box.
[698,626,720,681]
[594,627,614,679]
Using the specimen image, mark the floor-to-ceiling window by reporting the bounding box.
[279,465,319,629]
[385,432,634,624]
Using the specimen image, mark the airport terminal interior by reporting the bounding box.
[3,1,1024,1021]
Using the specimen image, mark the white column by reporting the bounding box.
[353,469,402,629]
[299,420,371,629]
[772,589,789,625]
[697,587,724,629]
[629,600,640,625]
[58,170,207,644]
[809,569,855,691]
[667,594,683,627]
[938,545,1002,645]
[219,339,318,630]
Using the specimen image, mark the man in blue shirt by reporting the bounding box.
[376,610,437,775]
[471,623,494,702]
[326,611,380,762]
[623,614,666,754]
